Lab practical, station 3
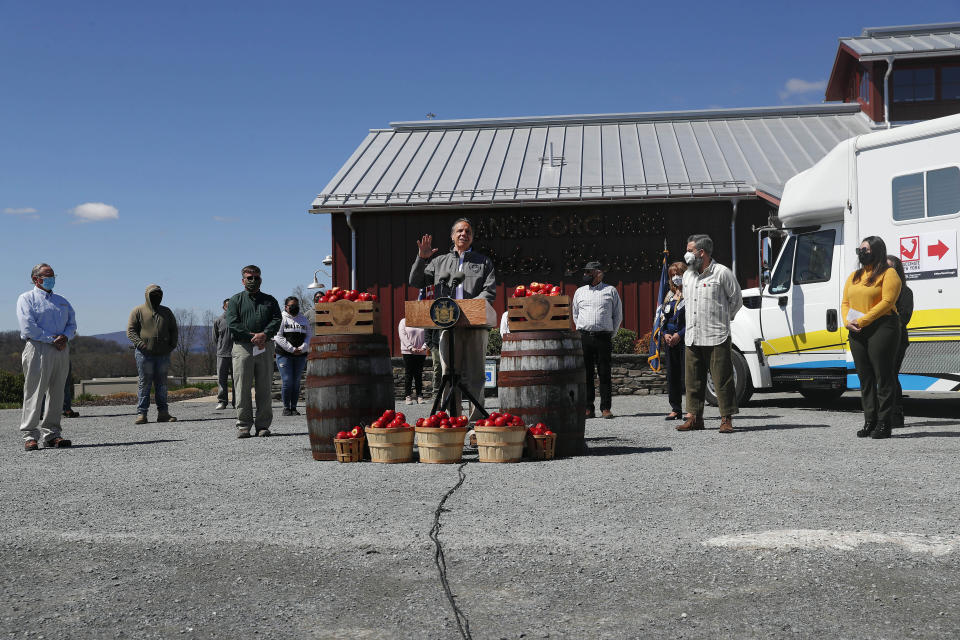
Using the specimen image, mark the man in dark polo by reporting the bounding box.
[226,265,282,438]
[572,261,623,419]
[409,218,496,420]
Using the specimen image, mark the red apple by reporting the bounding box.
[336,430,349,439]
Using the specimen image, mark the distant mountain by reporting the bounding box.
[89,326,212,353]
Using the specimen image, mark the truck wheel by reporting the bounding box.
[798,388,845,405]
[706,349,753,408]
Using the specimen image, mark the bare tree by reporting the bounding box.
[201,309,219,375]
[172,308,199,386]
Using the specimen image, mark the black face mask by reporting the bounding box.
[288,305,300,315]
[857,249,872,266]
[582,274,594,285]
[149,291,163,306]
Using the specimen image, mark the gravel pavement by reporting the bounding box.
[2,391,960,639]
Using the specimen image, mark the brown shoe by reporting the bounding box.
[719,416,734,433]
[585,408,596,419]
[24,439,39,452]
[601,410,614,419]
[676,415,705,431]
[46,437,72,448]
[135,414,148,425]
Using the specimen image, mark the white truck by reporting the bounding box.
[717,113,960,406]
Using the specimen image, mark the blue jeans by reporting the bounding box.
[135,350,170,414]
[276,353,307,410]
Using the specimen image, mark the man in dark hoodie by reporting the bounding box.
[127,284,179,425]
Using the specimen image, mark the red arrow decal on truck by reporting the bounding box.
[928,240,949,260]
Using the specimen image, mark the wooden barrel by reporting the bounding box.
[366,428,415,463]
[415,427,467,464]
[306,335,395,461]
[498,331,586,456]
[475,425,526,462]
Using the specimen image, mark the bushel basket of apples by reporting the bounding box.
[365,410,415,463]
[314,287,381,336]
[333,425,366,463]
[474,412,527,463]
[415,411,469,464]
[525,423,557,461]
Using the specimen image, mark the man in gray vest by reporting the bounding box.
[409,218,496,420]
[213,298,233,410]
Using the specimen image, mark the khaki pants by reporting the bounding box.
[20,341,70,443]
[684,337,739,418]
[232,341,275,430]
[438,328,488,420]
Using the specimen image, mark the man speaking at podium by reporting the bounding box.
[409,218,496,419]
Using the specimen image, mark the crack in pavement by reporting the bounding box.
[429,461,473,640]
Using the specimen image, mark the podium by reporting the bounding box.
[405,298,496,417]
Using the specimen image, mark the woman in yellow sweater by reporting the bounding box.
[841,236,902,439]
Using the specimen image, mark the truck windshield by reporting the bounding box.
[768,236,796,295]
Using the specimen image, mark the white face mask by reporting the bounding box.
[684,251,696,265]
[671,275,682,286]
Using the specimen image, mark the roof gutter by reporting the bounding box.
[883,56,894,129]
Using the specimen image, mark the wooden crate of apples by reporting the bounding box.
[333,425,365,462]
[507,282,572,331]
[314,287,381,335]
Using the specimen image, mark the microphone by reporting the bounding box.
[449,272,465,288]
[436,269,453,295]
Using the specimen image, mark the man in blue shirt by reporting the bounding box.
[16,263,77,451]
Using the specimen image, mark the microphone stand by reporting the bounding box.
[429,272,489,420]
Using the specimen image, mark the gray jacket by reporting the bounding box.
[213,314,233,358]
[409,249,496,302]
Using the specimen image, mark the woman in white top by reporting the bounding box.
[399,317,427,404]
[274,296,312,416]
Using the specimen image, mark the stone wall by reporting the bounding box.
[388,354,666,399]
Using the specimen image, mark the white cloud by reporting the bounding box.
[70,202,119,223]
[4,207,38,215]
[779,78,828,100]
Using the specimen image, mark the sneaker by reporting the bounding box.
[135,414,148,425]
[237,427,251,439]
[215,402,228,410]
[404,396,414,405]
[281,409,293,416]
[157,413,177,423]
[256,429,271,438]
[24,439,39,452]
[601,410,614,419]
[45,437,72,448]
[417,397,426,404]
[292,409,301,416]
[62,409,80,418]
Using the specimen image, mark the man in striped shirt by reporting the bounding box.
[572,261,623,419]
[677,234,742,434]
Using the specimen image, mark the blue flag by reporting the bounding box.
[647,245,670,372]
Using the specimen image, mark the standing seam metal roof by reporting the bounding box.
[312,104,874,211]
[841,22,960,60]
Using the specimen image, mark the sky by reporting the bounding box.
[3,0,958,334]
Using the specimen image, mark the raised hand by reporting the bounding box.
[417,234,438,260]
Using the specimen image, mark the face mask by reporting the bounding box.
[582,274,594,285]
[857,249,872,266]
[684,252,696,265]
[41,276,55,291]
[288,305,300,315]
[671,275,682,286]
[149,291,163,306]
